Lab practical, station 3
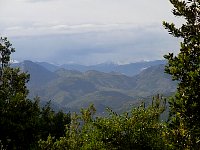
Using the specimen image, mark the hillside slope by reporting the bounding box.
[13,60,176,112]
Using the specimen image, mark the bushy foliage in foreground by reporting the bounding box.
[39,96,167,150]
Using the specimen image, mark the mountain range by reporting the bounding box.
[12,60,176,113]
[35,60,166,76]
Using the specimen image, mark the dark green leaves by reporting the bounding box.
[0,37,71,149]
[163,0,200,148]
[0,37,15,70]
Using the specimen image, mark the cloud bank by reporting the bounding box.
[0,0,181,65]
[10,24,180,65]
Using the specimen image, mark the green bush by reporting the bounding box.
[39,96,167,150]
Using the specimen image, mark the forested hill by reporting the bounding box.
[13,60,176,113]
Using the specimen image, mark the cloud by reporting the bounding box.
[0,0,181,65]
[10,24,180,65]
[0,0,176,35]
[2,23,140,37]
[19,0,55,2]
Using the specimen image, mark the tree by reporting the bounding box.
[39,102,71,141]
[0,37,15,76]
[0,37,71,149]
[163,0,200,149]
[0,37,35,149]
[39,97,167,150]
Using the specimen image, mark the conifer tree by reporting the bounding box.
[163,0,200,148]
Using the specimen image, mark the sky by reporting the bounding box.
[0,0,182,65]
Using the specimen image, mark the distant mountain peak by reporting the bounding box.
[10,59,20,64]
[28,59,167,76]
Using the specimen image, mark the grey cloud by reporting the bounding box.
[4,23,140,37]
[23,0,55,2]
[0,0,181,65]
[10,25,179,65]
[0,0,176,34]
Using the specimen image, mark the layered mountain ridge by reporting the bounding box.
[13,60,176,113]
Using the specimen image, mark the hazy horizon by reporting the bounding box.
[12,58,167,66]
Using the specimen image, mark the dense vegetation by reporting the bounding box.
[0,37,71,149]
[0,0,199,149]
[39,96,168,150]
[163,0,200,148]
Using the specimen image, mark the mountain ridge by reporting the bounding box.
[34,59,166,76]
[12,60,176,113]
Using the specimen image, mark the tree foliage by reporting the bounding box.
[0,37,71,149]
[163,0,200,149]
[0,37,15,74]
[39,96,167,150]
